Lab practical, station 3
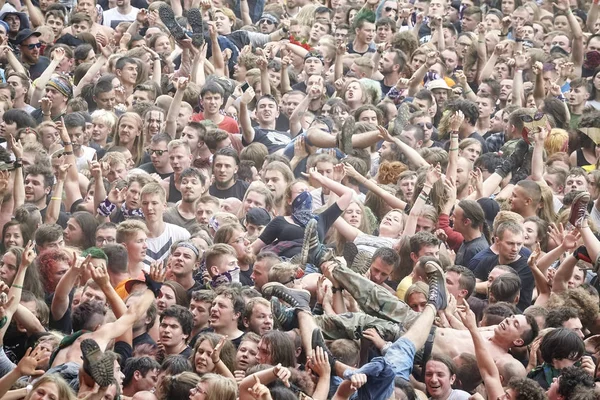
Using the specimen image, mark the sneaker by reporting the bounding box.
[300,218,336,269]
[343,242,358,268]
[350,251,372,276]
[311,328,335,370]
[186,8,205,48]
[423,261,447,311]
[337,118,354,155]
[81,338,115,388]
[158,5,187,41]
[569,191,590,228]
[262,282,311,312]
[271,297,298,330]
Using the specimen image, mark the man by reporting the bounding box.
[191,82,239,134]
[45,10,65,41]
[567,78,590,129]
[445,265,476,303]
[245,207,271,241]
[139,133,174,179]
[251,252,280,292]
[375,17,395,44]
[475,94,495,136]
[399,125,424,150]
[209,286,246,347]
[169,240,203,296]
[115,57,138,98]
[365,247,400,287]
[33,74,72,124]
[461,6,482,32]
[16,29,50,80]
[396,232,441,300]
[444,100,488,153]
[452,200,490,266]
[189,290,215,348]
[214,223,256,286]
[159,140,193,203]
[92,80,117,113]
[242,297,273,336]
[103,244,131,296]
[205,243,240,287]
[348,16,376,55]
[196,195,220,225]
[34,224,65,252]
[164,168,206,231]
[509,180,542,219]
[122,357,161,397]
[24,165,69,226]
[181,122,212,169]
[95,222,117,247]
[263,161,293,216]
[378,48,405,95]
[64,112,96,170]
[240,89,291,154]
[471,221,534,311]
[209,148,249,200]
[545,307,584,340]
[159,305,194,358]
[543,166,568,197]
[564,168,589,194]
[102,0,139,29]
[140,183,190,266]
[142,107,165,143]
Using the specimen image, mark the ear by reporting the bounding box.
[513,338,524,347]
[242,316,250,328]
[449,374,456,385]
[209,265,219,277]
[416,140,423,148]
[133,370,142,381]
[513,294,520,305]
[234,165,238,175]
[410,252,419,264]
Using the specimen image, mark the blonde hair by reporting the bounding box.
[116,219,149,243]
[492,211,524,235]
[199,373,237,400]
[268,262,302,284]
[25,374,76,400]
[545,128,569,156]
[114,112,144,166]
[91,109,118,134]
[140,182,166,203]
[101,151,127,167]
[405,281,428,303]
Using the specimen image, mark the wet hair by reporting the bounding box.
[72,300,106,331]
[545,307,581,329]
[260,330,297,368]
[540,328,584,364]
[506,377,548,400]
[160,305,194,336]
[122,356,161,387]
[555,366,595,398]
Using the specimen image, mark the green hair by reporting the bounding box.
[353,9,376,28]
[82,247,108,262]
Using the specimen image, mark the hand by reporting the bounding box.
[581,355,595,376]
[377,125,395,143]
[527,242,541,269]
[469,168,483,195]
[234,370,246,385]
[309,83,323,100]
[442,177,457,207]
[302,166,324,182]
[149,260,167,283]
[425,51,438,67]
[395,77,409,90]
[51,47,65,63]
[174,76,189,91]
[415,12,424,25]
[456,302,477,331]
[88,160,103,180]
[321,261,339,287]
[210,335,228,363]
[108,185,127,204]
[0,293,14,321]
[342,162,360,180]
[200,0,211,9]
[222,48,232,62]
[455,70,467,86]
[334,77,346,91]
[240,86,256,105]
[514,52,531,70]
[273,364,291,387]
[39,97,52,114]
[349,373,367,390]
[449,111,464,131]
[548,223,569,249]
[56,117,70,143]
[136,8,148,24]
[501,16,511,33]
[293,136,309,159]
[584,335,600,359]
[17,347,48,377]
[281,55,292,67]
[89,259,111,288]
[429,15,442,29]
[363,328,386,350]
[476,22,486,36]
[119,32,131,49]
[425,163,442,187]
[57,163,70,181]
[21,241,36,267]
[532,61,543,75]
[549,83,562,97]
[0,170,9,197]
[309,346,331,377]
[555,0,570,12]
[207,21,217,38]
[248,375,273,400]
[562,229,581,251]
[148,9,159,26]
[528,335,542,368]
[9,134,23,159]
[435,228,448,243]
[316,275,329,304]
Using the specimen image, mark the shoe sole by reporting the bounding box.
[569,192,590,227]
[424,261,447,310]
[343,242,358,268]
[351,251,372,276]
[186,8,205,48]
[300,219,318,266]
[159,5,187,41]
[81,339,115,388]
[339,118,354,154]
[262,282,311,307]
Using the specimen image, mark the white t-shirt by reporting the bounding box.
[144,223,191,268]
[102,6,139,28]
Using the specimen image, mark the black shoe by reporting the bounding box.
[569,191,590,228]
[81,338,115,388]
[337,118,354,155]
[300,218,319,267]
[423,261,447,311]
[262,282,311,312]
[186,8,205,48]
[271,297,298,330]
[312,328,336,371]
[158,5,187,41]
[495,139,528,178]
[343,242,358,267]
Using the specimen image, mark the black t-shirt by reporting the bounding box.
[455,235,489,267]
[28,56,51,81]
[472,251,534,311]
[133,332,156,349]
[242,128,291,154]
[138,162,174,180]
[292,81,335,97]
[209,180,249,200]
[39,206,70,229]
[47,290,73,334]
[240,265,254,287]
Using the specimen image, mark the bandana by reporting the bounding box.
[304,51,324,64]
[585,51,600,71]
[121,203,144,219]
[176,241,200,258]
[291,191,316,228]
[47,75,72,99]
[211,267,240,288]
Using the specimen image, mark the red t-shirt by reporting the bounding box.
[191,113,239,134]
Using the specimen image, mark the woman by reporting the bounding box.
[111,112,144,166]
[570,131,599,169]
[587,67,600,110]
[236,332,260,373]
[458,138,483,163]
[405,281,428,312]
[157,281,189,313]
[251,168,354,259]
[63,212,98,250]
[24,374,76,400]
[37,249,73,296]
[191,333,236,377]
[257,330,297,368]
[0,247,44,298]
[157,372,201,400]
[1,220,25,252]
[329,200,374,255]
[524,216,549,251]
[321,98,351,120]
[189,373,237,400]
[38,121,61,151]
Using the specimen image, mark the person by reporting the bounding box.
[159,305,194,358]
[209,148,249,201]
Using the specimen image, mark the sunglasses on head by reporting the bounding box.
[149,149,166,156]
[259,19,274,25]
[417,122,433,129]
[384,6,398,12]
[519,112,545,123]
[25,42,41,50]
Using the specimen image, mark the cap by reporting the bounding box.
[246,207,271,226]
[427,79,451,91]
[15,28,41,46]
[124,273,158,295]
[304,51,324,64]
[477,198,500,229]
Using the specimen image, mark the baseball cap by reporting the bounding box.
[246,207,271,226]
[15,28,41,46]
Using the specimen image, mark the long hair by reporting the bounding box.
[113,112,144,166]
[1,247,44,298]
[329,200,373,255]
[156,371,200,400]
[191,333,236,374]
[70,211,99,250]
[198,373,237,400]
[25,374,76,400]
[538,185,558,224]
[1,220,26,253]
[261,330,297,368]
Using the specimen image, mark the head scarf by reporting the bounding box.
[47,75,73,99]
[291,191,316,228]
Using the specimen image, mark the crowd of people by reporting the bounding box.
[0,0,599,398]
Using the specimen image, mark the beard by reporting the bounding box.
[239,252,256,266]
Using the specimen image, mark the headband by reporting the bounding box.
[47,76,72,99]
[176,241,200,258]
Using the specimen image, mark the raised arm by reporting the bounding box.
[45,163,68,225]
[22,0,44,28]
[527,243,551,306]
[51,253,86,321]
[30,48,66,107]
[305,166,354,211]
[165,77,189,139]
[239,86,257,145]
[289,93,311,138]
[343,162,407,211]
[560,0,584,76]
[446,113,463,185]
[408,51,438,97]
[379,125,430,169]
[404,165,442,236]
[208,22,225,76]
[9,135,24,210]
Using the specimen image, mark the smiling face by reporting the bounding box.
[493,314,529,347]
[245,302,273,335]
[425,360,455,400]
[379,210,404,238]
[3,225,23,249]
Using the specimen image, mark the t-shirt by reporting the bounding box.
[191,113,240,134]
[242,128,291,153]
[138,162,174,180]
[163,206,197,231]
[354,233,399,255]
[102,6,139,28]
[346,41,376,56]
[144,223,191,267]
[471,248,534,311]
[455,235,489,267]
[28,56,51,81]
[209,180,249,200]
[429,389,471,400]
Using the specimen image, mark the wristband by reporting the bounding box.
[13,162,22,169]
[449,147,459,151]
[63,151,73,155]
[63,142,72,146]
[12,284,23,289]
[0,316,7,330]
[419,194,429,201]
[331,287,343,293]
[14,158,22,163]
[143,271,163,298]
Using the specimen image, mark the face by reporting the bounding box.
[0,252,17,285]
[189,299,211,329]
[215,11,233,35]
[118,62,138,85]
[81,285,106,305]
[368,257,394,285]
[399,176,416,200]
[124,231,147,263]
[289,181,309,204]
[194,339,217,374]
[496,229,524,263]
[568,268,585,289]
[180,174,203,204]
[236,340,259,371]
[24,173,50,204]
[210,294,239,329]
[343,202,363,227]
[63,218,84,247]
[459,143,482,163]
[29,382,60,400]
[256,98,279,124]
[72,20,91,35]
[251,259,271,291]
[376,24,392,43]
[379,211,404,238]
[171,246,197,278]
[159,316,188,348]
[568,86,589,108]
[258,17,276,34]
[141,193,165,223]
[118,116,140,146]
[202,92,223,115]
[425,360,455,400]
[400,128,422,149]
[213,155,237,185]
[264,170,288,201]
[246,302,273,335]
[523,221,539,249]
[416,216,435,233]
[493,315,529,346]
[95,228,116,247]
[334,28,349,46]
[169,146,191,175]
[407,291,427,312]
[309,23,329,42]
[356,21,375,44]
[499,79,513,101]
[565,174,588,194]
[196,201,218,225]
[3,225,23,250]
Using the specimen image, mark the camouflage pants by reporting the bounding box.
[315,312,402,342]
[332,264,419,329]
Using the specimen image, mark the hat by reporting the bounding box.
[0,20,8,34]
[304,51,324,64]
[579,127,600,145]
[55,33,85,47]
[573,9,587,23]
[15,28,41,46]
[0,11,30,30]
[427,79,451,91]
[259,13,279,24]
[46,74,73,99]
[477,198,500,229]
[246,207,271,226]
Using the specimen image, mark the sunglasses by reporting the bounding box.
[384,6,398,12]
[417,122,433,129]
[259,19,274,25]
[25,42,41,50]
[149,149,166,156]
[519,112,545,123]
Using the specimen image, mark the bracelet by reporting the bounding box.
[331,287,343,293]
[418,194,429,201]
[51,196,62,201]
[449,147,459,151]
[14,158,22,163]
[63,151,73,155]
[13,162,22,169]
[63,142,72,146]
[12,284,23,289]
[0,316,7,330]
[464,89,473,95]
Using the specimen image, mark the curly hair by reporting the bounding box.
[506,377,547,400]
[37,249,72,294]
[378,161,408,185]
[546,288,599,327]
[556,366,595,398]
